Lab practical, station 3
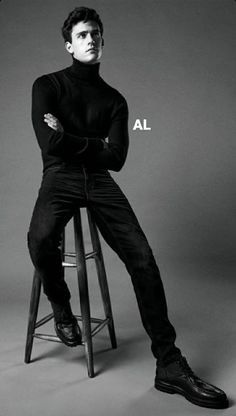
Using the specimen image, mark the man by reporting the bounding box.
[28,6,228,409]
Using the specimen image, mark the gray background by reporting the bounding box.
[0,1,235,415]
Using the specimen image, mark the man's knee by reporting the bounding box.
[136,245,155,268]
[27,228,55,267]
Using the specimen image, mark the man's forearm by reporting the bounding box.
[32,77,105,160]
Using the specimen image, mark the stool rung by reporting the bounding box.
[35,313,54,328]
[72,315,110,336]
[35,315,109,339]
[85,251,98,260]
[75,314,110,334]
[35,314,106,329]
[34,333,87,346]
[63,249,98,267]
[63,250,98,263]
[62,261,76,267]
[34,318,110,344]
[91,318,110,337]
[34,333,62,343]
[75,315,104,324]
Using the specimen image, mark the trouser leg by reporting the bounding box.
[89,172,181,365]
[27,196,72,304]
[27,168,82,305]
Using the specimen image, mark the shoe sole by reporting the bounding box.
[154,380,228,409]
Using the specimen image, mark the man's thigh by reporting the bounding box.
[28,167,85,242]
[89,173,152,263]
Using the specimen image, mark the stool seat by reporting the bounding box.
[25,208,117,377]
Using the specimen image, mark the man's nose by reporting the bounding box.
[87,33,95,44]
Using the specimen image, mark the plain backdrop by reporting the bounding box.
[1,0,235,301]
[0,1,236,415]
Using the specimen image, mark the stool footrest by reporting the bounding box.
[75,315,107,324]
[91,318,110,337]
[33,316,111,343]
[34,333,62,343]
[85,251,98,260]
[34,333,87,346]
[63,251,98,268]
[62,262,77,267]
[35,313,54,328]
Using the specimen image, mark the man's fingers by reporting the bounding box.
[43,113,63,132]
[44,113,54,118]
[44,119,56,126]
[45,121,57,130]
[44,115,57,125]
[44,114,57,120]
[44,113,57,121]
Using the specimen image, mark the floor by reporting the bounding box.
[1,261,235,416]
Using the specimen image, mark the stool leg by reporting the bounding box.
[87,209,117,349]
[60,230,65,279]
[24,270,41,363]
[73,211,95,378]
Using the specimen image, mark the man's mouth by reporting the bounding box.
[87,48,97,52]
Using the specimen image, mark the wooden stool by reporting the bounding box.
[24,208,117,377]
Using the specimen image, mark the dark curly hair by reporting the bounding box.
[61,7,104,43]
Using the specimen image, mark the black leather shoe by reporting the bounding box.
[155,357,228,409]
[54,316,82,347]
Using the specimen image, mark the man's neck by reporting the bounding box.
[68,57,100,81]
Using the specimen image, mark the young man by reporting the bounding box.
[28,7,228,409]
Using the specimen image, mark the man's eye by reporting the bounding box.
[91,31,101,38]
[78,33,86,39]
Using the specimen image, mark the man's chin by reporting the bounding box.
[74,56,100,65]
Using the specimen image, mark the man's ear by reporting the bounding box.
[65,41,73,55]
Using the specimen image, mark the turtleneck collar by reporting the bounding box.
[68,57,100,81]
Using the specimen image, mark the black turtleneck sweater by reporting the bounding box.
[31,58,129,172]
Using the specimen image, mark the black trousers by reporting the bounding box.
[27,164,181,365]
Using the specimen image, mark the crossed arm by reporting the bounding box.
[44,112,109,148]
[32,76,129,171]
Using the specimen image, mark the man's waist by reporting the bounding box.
[43,162,107,175]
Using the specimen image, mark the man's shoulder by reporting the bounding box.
[99,79,128,118]
[99,78,127,104]
[32,67,68,88]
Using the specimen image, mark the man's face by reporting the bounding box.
[65,20,103,64]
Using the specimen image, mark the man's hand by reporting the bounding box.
[44,113,64,132]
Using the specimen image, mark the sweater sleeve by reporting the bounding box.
[92,97,129,172]
[31,75,104,158]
